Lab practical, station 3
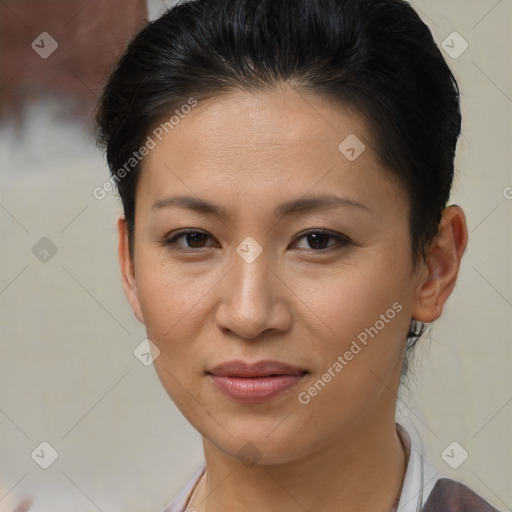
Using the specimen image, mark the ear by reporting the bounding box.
[411,205,468,323]
[117,214,145,324]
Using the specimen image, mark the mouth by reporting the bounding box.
[207,360,309,403]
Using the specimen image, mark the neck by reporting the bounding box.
[191,413,408,512]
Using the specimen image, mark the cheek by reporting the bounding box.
[294,248,412,402]
[135,253,211,338]
[301,254,410,340]
[292,273,409,448]
[135,259,210,409]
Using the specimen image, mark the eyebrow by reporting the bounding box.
[151,194,370,218]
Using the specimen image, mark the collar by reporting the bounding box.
[395,417,442,512]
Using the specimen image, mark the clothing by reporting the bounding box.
[161,420,501,512]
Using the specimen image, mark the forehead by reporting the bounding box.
[150,86,375,157]
[137,86,403,214]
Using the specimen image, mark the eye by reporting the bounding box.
[291,230,352,252]
[162,230,217,250]
[161,229,352,252]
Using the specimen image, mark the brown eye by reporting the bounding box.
[292,230,352,251]
[163,230,216,249]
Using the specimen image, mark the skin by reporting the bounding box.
[117,86,468,512]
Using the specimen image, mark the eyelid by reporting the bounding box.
[293,228,352,242]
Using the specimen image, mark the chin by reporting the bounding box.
[200,415,330,467]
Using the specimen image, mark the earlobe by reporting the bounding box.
[116,214,145,324]
[411,205,468,324]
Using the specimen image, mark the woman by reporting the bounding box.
[94,0,501,510]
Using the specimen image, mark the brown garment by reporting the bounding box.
[422,478,501,512]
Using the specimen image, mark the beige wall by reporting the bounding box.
[0,1,510,511]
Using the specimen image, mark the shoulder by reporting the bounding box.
[422,477,502,512]
[394,421,502,512]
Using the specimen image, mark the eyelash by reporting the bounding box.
[160,229,353,253]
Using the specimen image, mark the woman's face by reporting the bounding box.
[120,87,427,463]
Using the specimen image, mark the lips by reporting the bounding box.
[209,360,306,377]
[207,360,308,403]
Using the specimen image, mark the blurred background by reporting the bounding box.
[0,0,511,511]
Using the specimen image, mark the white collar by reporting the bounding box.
[396,417,442,512]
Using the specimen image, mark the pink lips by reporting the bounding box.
[208,360,308,403]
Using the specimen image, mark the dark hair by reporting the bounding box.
[95,0,461,376]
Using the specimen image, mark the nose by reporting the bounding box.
[214,250,293,340]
